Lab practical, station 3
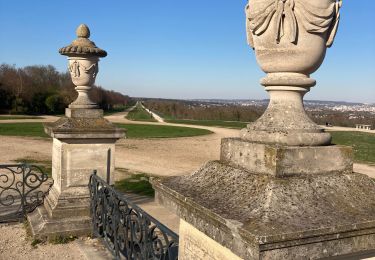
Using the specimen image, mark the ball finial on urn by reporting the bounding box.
[76,24,90,39]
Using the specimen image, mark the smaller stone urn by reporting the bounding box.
[242,0,342,146]
[59,24,107,109]
[28,24,125,239]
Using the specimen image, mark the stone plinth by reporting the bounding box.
[179,219,242,260]
[221,138,353,177]
[153,160,375,259]
[28,108,125,238]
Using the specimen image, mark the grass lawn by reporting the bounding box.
[0,122,212,139]
[166,119,248,129]
[126,104,156,122]
[0,116,44,120]
[115,172,155,197]
[14,157,52,177]
[329,131,375,164]
[116,123,212,138]
[0,123,48,137]
[103,105,135,116]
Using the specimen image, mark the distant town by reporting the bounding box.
[139,98,375,128]
[191,99,375,113]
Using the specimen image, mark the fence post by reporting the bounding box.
[107,148,111,184]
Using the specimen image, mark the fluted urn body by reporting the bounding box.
[242,0,342,146]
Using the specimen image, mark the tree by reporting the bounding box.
[45,94,65,114]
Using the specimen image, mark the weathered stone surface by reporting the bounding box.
[59,24,107,57]
[28,24,125,239]
[65,108,103,119]
[221,138,353,177]
[153,161,375,259]
[28,135,118,237]
[44,116,125,139]
[27,206,91,239]
[240,84,332,146]
[241,0,342,146]
[179,219,243,260]
[60,24,106,109]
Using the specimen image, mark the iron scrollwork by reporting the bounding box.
[89,172,179,260]
[0,164,53,222]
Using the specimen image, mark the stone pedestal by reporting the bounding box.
[221,138,353,177]
[28,108,125,238]
[152,0,375,258]
[153,143,375,259]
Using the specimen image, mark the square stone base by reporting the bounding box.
[153,160,375,259]
[221,138,353,177]
[28,135,119,238]
[52,138,116,188]
[65,108,103,119]
[178,219,242,260]
[27,206,91,239]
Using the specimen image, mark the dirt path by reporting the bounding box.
[0,115,59,124]
[106,110,239,176]
[354,163,375,179]
[139,102,165,122]
[0,112,373,178]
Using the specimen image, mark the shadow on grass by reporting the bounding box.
[114,169,155,197]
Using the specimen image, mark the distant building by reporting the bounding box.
[356,124,372,130]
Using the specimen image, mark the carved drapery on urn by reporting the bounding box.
[246,0,342,48]
[59,24,107,109]
[241,0,342,146]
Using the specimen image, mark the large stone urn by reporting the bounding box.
[153,1,375,259]
[241,0,342,146]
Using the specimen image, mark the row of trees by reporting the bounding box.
[144,99,374,128]
[308,111,375,128]
[0,64,133,114]
[143,100,265,122]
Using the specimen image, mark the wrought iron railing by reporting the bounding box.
[89,171,179,260]
[0,164,53,223]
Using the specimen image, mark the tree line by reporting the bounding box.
[0,64,134,115]
[144,99,374,128]
[143,100,264,122]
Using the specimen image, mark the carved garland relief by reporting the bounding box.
[246,0,342,48]
[69,61,99,79]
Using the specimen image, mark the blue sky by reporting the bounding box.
[0,1,374,103]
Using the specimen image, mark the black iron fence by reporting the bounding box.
[89,171,179,260]
[0,164,53,223]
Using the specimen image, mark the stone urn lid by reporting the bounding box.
[59,24,107,57]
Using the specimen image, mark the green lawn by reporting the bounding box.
[0,123,48,137]
[103,105,135,116]
[115,173,155,197]
[14,157,52,177]
[0,122,212,139]
[330,131,375,164]
[126,104,156,122]
[116,123,212,138]
[166,119,248,129]
[0,116,44,120]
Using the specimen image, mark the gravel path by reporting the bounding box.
[0,223,82,260]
